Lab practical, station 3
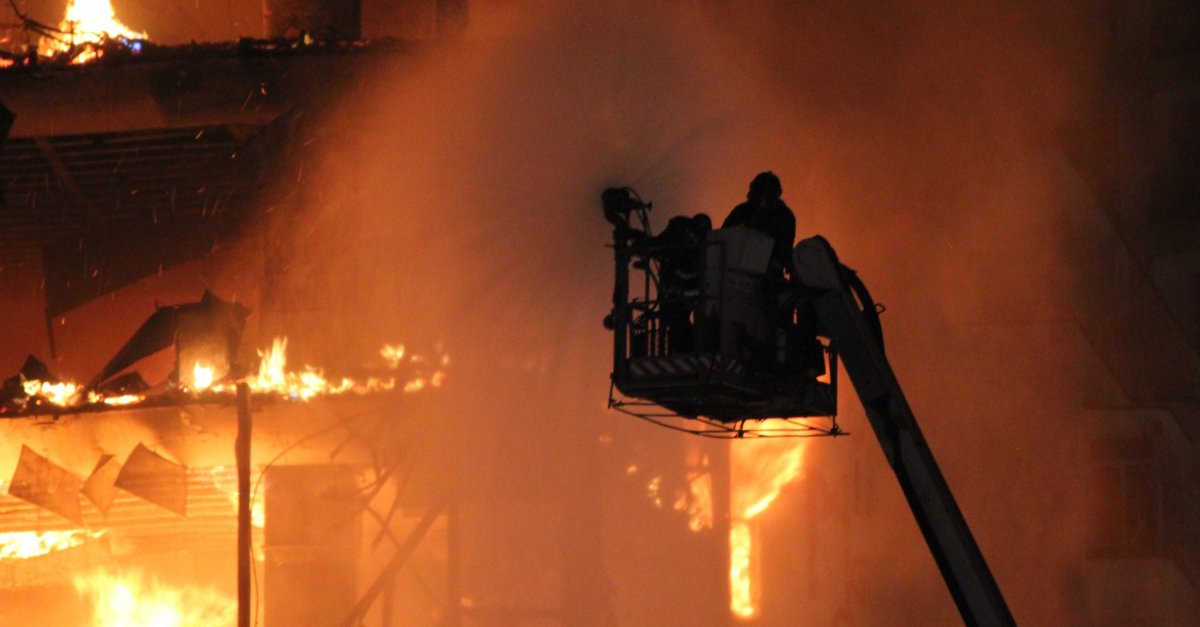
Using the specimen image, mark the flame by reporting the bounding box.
[21,378,81,406]
[40,0,147,63]
[729,521,757,619]
[101,393,145,406]
[0,529,101,560]
[208,467,265,530]
[74,568,235,627]
[646,476,664,508]
[10,336,442,412]
[239,336,391,401]
[732,440,807,520]
[235,336,446,401]
[728,439,808,620]
[380,343,406,368]
[191,363,215,391]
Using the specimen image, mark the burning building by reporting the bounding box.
[0,0,1199,626]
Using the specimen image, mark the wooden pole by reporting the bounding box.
[236,383,252,627]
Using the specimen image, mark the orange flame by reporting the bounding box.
[380,343,406,368]
[729,521,756,619]
[97,393,145,407]
[74,568,235,627]
[207,467,265,530]
[191,363,215,391]
[39,0,147,63]
[13,337,443,412]
[21,378,81,407]
[0,529,102,560]
[236,336,400,401]
[729,438,808,620]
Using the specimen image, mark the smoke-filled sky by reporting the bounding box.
[250,1,1144,625]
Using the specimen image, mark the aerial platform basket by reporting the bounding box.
[601,187,1017,625]
[602,188,839,435]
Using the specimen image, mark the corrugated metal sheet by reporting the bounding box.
[0,125,259,261]
[0,465,257,588]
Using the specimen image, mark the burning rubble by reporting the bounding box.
[38,0,148,63]
[0,0,147,68]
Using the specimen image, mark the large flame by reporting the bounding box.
[234,336,440,401]
[74,568,235,627]
[234,336,447,400]
[729,439,808,620]
[13,336,445,413]
[191,363,216,392]
[39,0,147,63]
[0,529,102,560]
[729,521,756,619]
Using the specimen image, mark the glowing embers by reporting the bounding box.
[0,529,103,560]
[38,0,148,64]
[729,438,808,620]
[20,378,81,407]
[74,568,235,627]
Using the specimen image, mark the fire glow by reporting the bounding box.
[74,568,235,627]
[191,363,216,392]
[39,0,147,63]
[729,439,808,620]
[226,336,447,401]
[0,529,103,560]
[20,378,81,407]
[208,467,265,530]
[16,336,446,412]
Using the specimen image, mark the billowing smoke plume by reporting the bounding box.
[253,1,1114,624]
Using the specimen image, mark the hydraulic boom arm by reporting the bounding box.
[795,236,1016,627]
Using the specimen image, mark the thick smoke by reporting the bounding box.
[257,1,1115,624]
